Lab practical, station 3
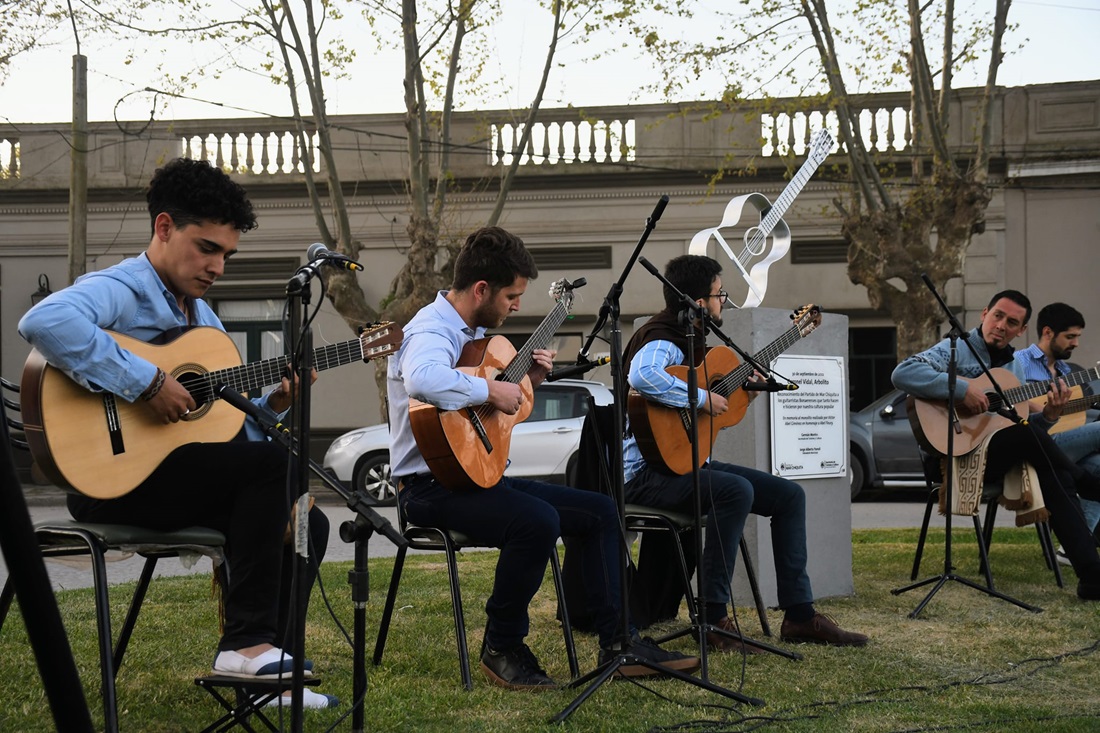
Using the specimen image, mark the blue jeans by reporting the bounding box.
[624,461,813,610]
[399,475,623,649]
[1052,421,1100,531]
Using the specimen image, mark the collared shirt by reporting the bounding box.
[622,337,711,483]
[18,252,282,441]
[386,291,491,479]
[1014,342,1070,383]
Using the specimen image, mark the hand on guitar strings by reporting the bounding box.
[146,374,197,424]
[487,380,526,415]
[526,348,557,388]
[703,391,728,416]
[1039,377,1070,423]
[267,368,319,414]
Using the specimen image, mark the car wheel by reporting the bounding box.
[354,452,396,507]
[849,451,865,500]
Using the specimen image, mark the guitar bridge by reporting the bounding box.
[103,394,126,456]
[466,407,493,454]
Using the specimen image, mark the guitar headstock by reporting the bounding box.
[549,277,586,313]
[357,321,404,362]
[790,304,823,337]
[807,129,835,166]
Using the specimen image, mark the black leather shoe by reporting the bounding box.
[480,643,557,691]
[598,634,700,677]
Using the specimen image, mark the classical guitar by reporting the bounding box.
[688,129,833,309]
[909,364,1100,456]
[409,278,583,490]
[628,304,822,475]
[1047,387,1100,435]
[20,322,402,498]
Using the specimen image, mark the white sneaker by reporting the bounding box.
[264,688,340,709]
[1056,546,1071,567]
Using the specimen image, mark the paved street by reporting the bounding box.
[0,487,1021,594]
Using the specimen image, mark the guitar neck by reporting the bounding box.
[996,366,1100,410]
[499,300,571,384]
[194,339,364,402]
[758,158,823,238]
[714,322,806,398]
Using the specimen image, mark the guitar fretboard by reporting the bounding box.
[500,296,573,384]
[988,366,1100,412]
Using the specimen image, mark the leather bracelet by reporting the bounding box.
[142,368,166,401]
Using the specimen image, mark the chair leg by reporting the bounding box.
[549,550,579,679]
[0,577,13,632]
[86,539,121,733]
[739,538,771,637]
[1036,523,1064,588]
[113,556,159,674]
[372,545,408,666]
[973,514,995,589]
[441,545,472,691]
[911,488,937,580]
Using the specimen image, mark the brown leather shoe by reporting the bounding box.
[780,613,868,647]
[707,616,764,654]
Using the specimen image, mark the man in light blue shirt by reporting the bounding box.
[1013,302,1100,535]
[17,159,336,708]
[388,227,699,690]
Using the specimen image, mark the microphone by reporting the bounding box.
[545,356,611,382]
[742,379,798,392]
[216,383,289,434]
[648,195,669,225]
[307,242,363,272]
[637,255,661,278]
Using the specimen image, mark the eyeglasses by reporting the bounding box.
[706,290,728,304]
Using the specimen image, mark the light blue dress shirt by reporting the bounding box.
[387,291,492,479]
[623,338,711,483]
[18,253,283,441]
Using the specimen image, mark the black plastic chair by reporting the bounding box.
[372,508,580,690]
[0,376,227,733]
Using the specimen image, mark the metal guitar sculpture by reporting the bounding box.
[689,128,834,309]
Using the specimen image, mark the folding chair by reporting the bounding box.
[0,376,227,733]
[372,507,580,690]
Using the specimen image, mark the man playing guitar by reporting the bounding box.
[894,290,1100,601]
[387,227,699,690]
[1013,302,1100,537]
[623,254,867,650]
[18,159,337,708]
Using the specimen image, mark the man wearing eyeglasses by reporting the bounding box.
[621,254,868,650]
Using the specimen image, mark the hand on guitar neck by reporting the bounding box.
[1038,377,1071,423]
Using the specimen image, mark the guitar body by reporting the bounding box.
[1035,385,1088,435]
[689,192,792,310]
[628,347,750,475]
[908,368,1029,456]
[409,335,534,490]
[21,328,247,498]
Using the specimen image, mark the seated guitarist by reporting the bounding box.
[892,290,1100,601]
[17,158,337,708]
[623,254,867,649]
[1012,302,1100,536]
[387,226,699,690]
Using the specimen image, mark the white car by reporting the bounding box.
[322,379,614,506]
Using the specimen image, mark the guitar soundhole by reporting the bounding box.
[175,367,212,420]
[743,226,767,256]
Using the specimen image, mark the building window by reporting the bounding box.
[849,326,897,411]
[213,299,285,396]
[791,240,848,264]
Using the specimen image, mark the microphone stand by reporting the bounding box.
[215,384,407,733]
[891,274,1040,616]
[552,197,761,724]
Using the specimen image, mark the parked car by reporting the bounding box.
[323,378,615,506]
[848,389,926,499]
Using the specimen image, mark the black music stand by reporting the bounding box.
[891,275,1040,617]
[552,197,762,724]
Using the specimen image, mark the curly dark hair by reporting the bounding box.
[451,226,538,291]
[662,254,722,311]
[146,158,257,234]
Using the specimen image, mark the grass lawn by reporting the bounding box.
[1,527,1099,732]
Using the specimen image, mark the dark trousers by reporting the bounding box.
[68,441,290,651]
[984,424,1100,576]
[399,475,623,649]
